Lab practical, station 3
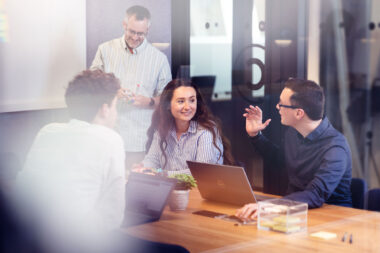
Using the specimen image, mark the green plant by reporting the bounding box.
[169,174,197,190]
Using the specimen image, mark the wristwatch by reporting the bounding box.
[149,97,155,107]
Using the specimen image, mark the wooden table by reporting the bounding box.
[123,189,380,252]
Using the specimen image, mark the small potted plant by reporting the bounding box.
[168,174,197,211]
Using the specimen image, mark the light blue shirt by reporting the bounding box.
[90,36,172,152]
[143,121,223,175]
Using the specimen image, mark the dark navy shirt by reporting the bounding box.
[250,117,352,208]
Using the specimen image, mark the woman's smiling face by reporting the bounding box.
[170,86,197,125]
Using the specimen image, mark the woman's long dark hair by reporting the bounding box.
[146,79,235,168]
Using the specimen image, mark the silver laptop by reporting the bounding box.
[122,173,176,227]
[187,161,271,205]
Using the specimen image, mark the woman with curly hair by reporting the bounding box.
[139,79,234,175]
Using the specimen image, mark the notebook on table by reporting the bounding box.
[187,161,272,206]
[122,173,176,227]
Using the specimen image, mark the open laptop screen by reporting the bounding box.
[187,161,257,205]
[124,173,176,219]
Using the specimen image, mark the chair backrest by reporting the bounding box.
[191,75,216,101]
[350,178,367,209]
[366,188,380,212]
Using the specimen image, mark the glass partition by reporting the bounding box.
[187,0,380,190]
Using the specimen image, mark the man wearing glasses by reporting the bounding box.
[236,78,352,220]
[90,5,171,171]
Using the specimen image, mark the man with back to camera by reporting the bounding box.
[236,78,352,220]
[15,70,126,251]
[90,5,172,171]
[14,70,189,253]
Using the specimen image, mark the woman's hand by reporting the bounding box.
[132,164,157,175]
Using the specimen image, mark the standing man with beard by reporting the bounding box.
[90,5,172,171]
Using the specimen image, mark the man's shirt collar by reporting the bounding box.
[302,117,329,141]
[121,36,148,55]
[69,119,91,126]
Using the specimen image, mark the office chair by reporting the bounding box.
[350,177,367,209]
[191,75,216,102]
[366,188,380,212]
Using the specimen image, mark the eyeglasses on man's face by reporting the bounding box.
[126,28,146,38]
[277,103,299,109]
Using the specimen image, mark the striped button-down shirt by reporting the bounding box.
[90,36,172,152]
[142,121,224,175]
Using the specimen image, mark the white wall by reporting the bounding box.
[0,0,86,112]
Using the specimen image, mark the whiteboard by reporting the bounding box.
[0,0,86,112]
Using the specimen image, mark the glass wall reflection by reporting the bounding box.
[189,0,380,189]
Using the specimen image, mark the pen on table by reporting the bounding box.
[234,221,257,226]
[349,233,353,244]
[341,232,347,242]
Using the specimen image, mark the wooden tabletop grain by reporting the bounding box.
[122,189,380,253]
